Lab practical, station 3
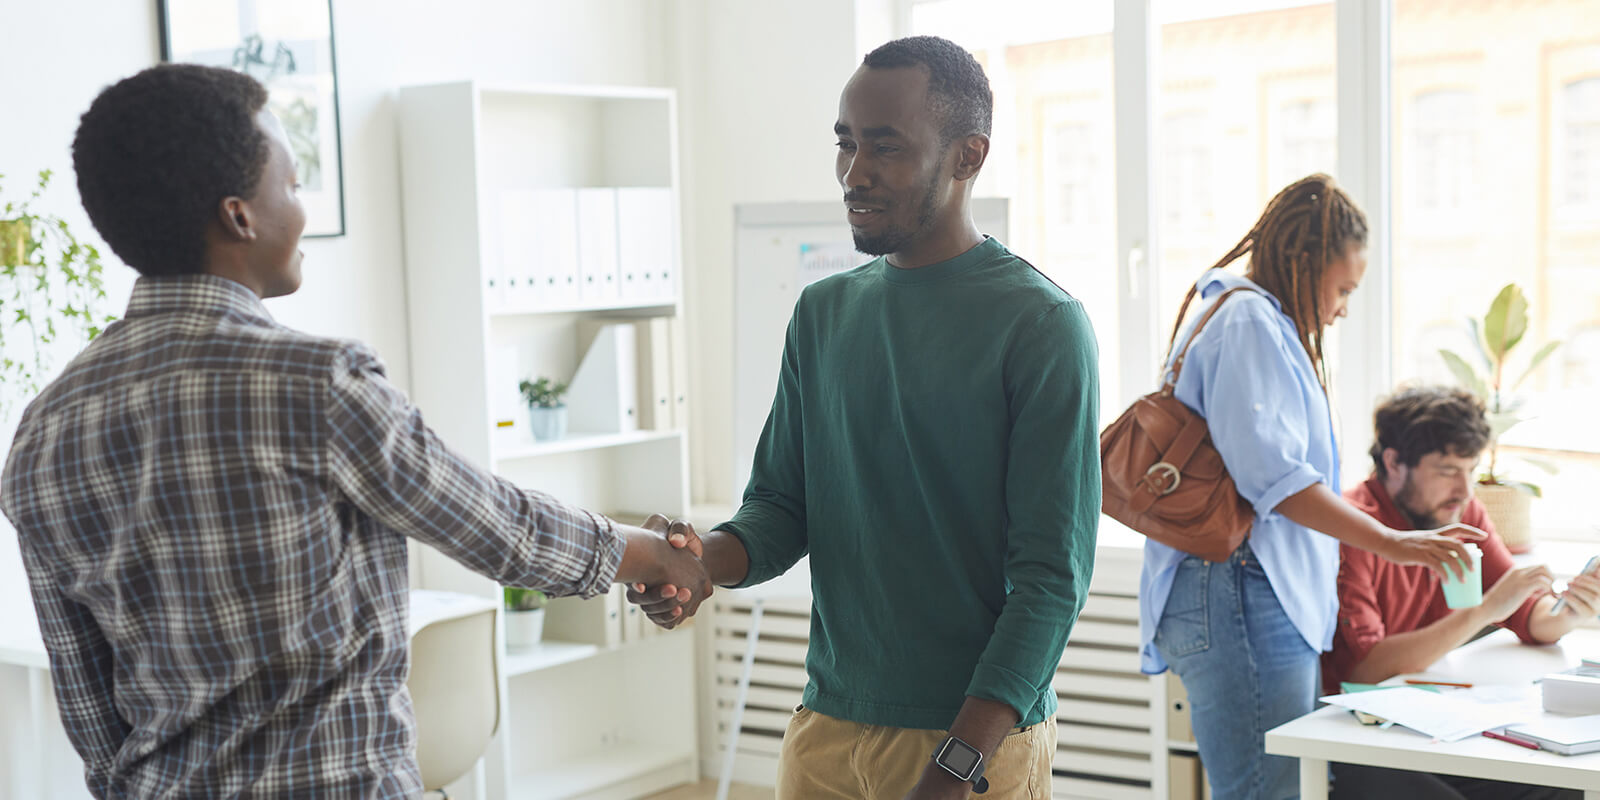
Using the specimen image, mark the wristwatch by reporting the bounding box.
[932,735,990,794]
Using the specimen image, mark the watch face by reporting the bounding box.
[939,739,981,779]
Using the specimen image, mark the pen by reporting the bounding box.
[1405,679,1473,688]
[1482,730,1540,751]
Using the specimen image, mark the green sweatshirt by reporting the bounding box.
[718,236,1100,730]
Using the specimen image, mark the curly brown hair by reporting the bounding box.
[72,64,270,276]
[1169,173,1369,387]
[1369,385,1490,479]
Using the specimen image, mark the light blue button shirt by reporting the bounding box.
[1138,269,1342,674]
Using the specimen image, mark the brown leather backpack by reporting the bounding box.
[1100,287,1256,562]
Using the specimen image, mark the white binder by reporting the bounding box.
[623,598,645,642]
[482,192,507,310]
[577,188,620,303]
[634,317,673,430]
[568,321,639,433]
[498,189,540,308]
[542,585,624,648]
[668,316,690,430]
[532,189,581,307]
[616,187,674,300]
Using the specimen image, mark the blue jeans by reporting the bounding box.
[1154,545,1320,800]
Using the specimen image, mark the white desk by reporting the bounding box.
[1266,628,1600,799]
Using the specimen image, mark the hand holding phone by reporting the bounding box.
[1550,555,1600,616]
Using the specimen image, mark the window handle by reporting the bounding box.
[1127,241,1147,300]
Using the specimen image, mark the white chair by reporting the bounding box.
[408,591,500,799]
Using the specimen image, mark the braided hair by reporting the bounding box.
[1169,173,1368,387]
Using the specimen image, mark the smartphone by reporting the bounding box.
[1551,555,1600,616]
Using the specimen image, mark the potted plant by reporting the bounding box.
[1,169,117,420]
[503,587,549,651]
[518,376,569,442]
[1439,283,1561,553]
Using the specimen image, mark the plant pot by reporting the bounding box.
[504,608,546,651]
[528,405,567,442]
[1476,482,1533,554]
[0,219,29,267]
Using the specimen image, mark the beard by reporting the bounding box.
[1393,475,1466,530]
[851,174,941,256]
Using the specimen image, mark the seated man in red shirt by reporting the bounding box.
[1327,386,1597,800]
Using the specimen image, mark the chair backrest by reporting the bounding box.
[407,606,500,791]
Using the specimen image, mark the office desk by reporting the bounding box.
[1266,628,1600,799]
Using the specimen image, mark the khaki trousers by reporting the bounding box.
[775,705,1056,799]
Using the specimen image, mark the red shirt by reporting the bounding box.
[1322,475,1541,694]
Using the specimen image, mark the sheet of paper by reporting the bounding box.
[1321,685,1542,742]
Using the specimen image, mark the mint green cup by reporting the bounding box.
[1440,546,1483,609]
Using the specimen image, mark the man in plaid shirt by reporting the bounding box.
[0,64,710,798]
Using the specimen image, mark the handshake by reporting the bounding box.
[616,513,713,630]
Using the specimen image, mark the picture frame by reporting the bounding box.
[158,0,347,238]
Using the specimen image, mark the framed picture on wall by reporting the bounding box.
[159,0,346,238]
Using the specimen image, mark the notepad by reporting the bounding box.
[1322,685,1540,742]
[1506,714,1600,755]
[1339,682,1438,725]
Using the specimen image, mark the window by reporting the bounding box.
[1559,77,1600,215]
[905,0,1599,537]
[1046,121,1102,231]
[1153,1,1335,347]
[914,3,1122,424]
[1410,90,1476,217]
[1391,0,1600,537]
[1271,98,1336,190]
[1161,110,1214,234]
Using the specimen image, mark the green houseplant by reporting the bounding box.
[518,376,569,442]
[503,587,548,651]
[1438,283,1560,553]
[1,170,117,420]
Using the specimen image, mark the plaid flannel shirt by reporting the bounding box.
[1,274,625,798]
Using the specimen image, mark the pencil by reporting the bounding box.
[1405,679,1473,688]
[1482,730,1540,751]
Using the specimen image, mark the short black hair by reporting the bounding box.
[862,36,994,145]
[73,63,271,277]
[1369,386,1491,479]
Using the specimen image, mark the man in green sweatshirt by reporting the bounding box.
[638,35,1100,799]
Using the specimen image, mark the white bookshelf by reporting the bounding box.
[398,81,696,800]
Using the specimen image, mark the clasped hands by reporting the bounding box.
[627,513,711,629]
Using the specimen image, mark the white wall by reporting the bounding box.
[671,0,889,507]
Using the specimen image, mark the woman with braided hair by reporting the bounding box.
[1136,174,1486,799]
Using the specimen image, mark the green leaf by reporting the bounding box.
[1439,349,1488,398]
[1511,339,1561,392]
[1486,410,1524,440]
[1482,284,1529,361]
[1464,317,1494,372]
